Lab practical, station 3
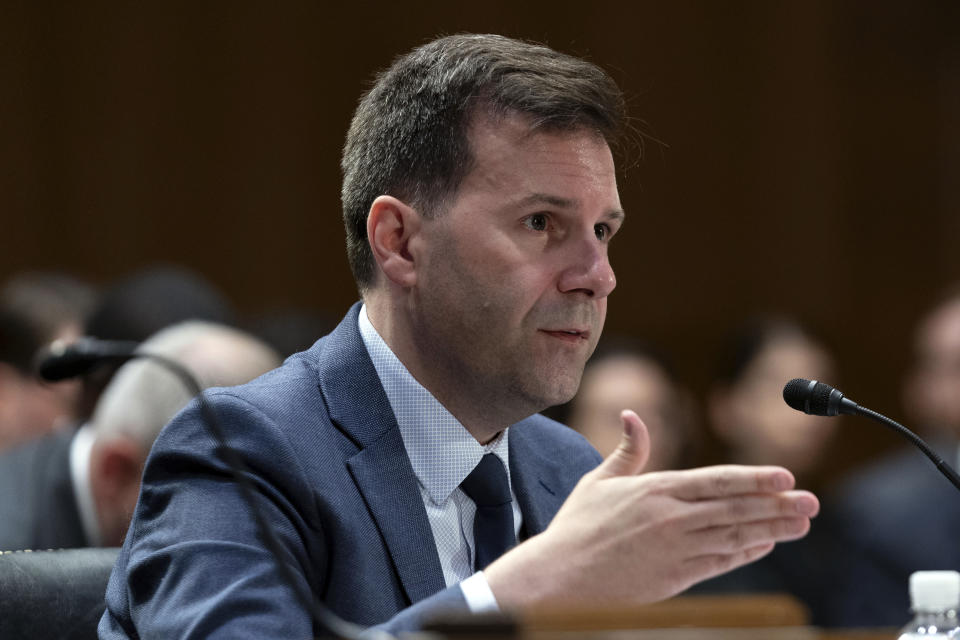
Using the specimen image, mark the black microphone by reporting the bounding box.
[782,378,859,417]
[35,337,140,381]
[783,378,960,493]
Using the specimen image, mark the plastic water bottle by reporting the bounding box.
[898,571,960,639]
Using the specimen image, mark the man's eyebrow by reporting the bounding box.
[516,193,577,209]
[515,193,626,222]
[605,208,626,224]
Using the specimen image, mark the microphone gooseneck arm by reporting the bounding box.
[853,404,960,492]
[783,378,960,493]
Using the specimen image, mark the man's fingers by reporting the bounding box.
[593,410,650,479]
[689,491,820,526]
[651,465,797,500]
[682,543,777,584]
[687,516,811,555]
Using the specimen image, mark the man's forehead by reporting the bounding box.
[469,107,610,146]
[465,110,617,175]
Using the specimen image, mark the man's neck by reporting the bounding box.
[363,295,527,443]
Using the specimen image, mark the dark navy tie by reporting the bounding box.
[460,453,516,571]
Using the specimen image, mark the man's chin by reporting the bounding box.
[530,371,583,410]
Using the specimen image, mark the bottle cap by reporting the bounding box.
[910,571,960,611]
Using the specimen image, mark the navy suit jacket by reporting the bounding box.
[99,303,601,637]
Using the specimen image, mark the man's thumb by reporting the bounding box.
[594,410,650,478]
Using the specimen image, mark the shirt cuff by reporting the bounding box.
[459,571,500,613]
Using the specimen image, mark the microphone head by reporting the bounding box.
[783,378,853,417]
[783,378,818,413]
[34,337,139,382]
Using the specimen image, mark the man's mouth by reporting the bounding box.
[540,329,590,343]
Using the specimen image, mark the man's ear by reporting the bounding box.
[91,436,143,503]
[367,195,421,288]
[89,435,146,547]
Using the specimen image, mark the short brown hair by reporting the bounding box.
[340,34,627,291]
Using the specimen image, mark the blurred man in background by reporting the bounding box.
[0,272,96,451]
[0,320,279,551]
[831,288,960,627]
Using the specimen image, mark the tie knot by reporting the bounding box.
[460,453,511,507]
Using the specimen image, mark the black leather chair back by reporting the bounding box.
[0,547,120,640]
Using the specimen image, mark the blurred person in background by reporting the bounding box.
[902,287,960,443]
[830,287,960,627]
[76,264,237,421]
[0,320,279,551]
[0,272,96,451]
[690,316,842,626]
[707,316,839,485]
[560,339,697,470]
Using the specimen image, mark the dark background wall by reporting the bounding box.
[2,1,958,481]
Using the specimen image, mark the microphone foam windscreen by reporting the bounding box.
[782,378,812,412]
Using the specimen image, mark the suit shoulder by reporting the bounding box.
[513,414,602,464]
[200,350,326,421]
[150,347,345,469]
[521,413,590,441]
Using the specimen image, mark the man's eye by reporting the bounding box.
[524,214,549,231]
[595,223,610,240]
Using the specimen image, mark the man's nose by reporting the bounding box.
[557,232,616,298]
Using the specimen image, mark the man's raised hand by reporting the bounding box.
[485,410,819,608]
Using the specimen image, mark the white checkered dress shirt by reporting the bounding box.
[358,305,523,612]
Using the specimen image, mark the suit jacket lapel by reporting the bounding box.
[314,304,446,604]
[346,432,446,603]
[508,420,569,537]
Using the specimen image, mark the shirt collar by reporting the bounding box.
[69,423,103,546]
[357,304,511,506]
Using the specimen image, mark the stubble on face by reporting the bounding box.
[415,236,598,413]
[404,111,619,434]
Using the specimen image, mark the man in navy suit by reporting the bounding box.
[100,34,819,637]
